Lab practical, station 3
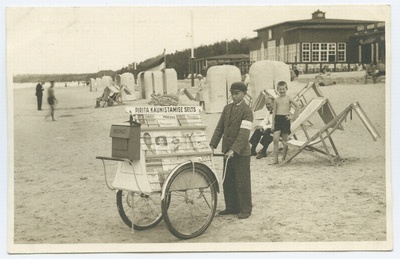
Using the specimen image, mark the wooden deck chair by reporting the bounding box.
[265,89,277,99]
[293,82,314,106]
[293,81,324,107]
[280,99,380,166]
[107,86,124,105]
[244,93,253,107]
[228,93,253,107]
[95,87,112,107]
[317,97,344,131]
[252,89,277,112]
[182,88,195,100]
[293,81,328,127]
[252,91,266,112]
[121,85,132,95]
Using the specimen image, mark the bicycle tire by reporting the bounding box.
[161,163,217,239]
[116,190,163,230]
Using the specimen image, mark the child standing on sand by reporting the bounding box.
[271,81,300,164]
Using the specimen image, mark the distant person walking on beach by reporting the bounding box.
[243,72,250,87]
[35,81,45,110]
[195,74,205,110]
[45,81,58,121]
[271,81,300,164]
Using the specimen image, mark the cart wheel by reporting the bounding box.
[161,163,217,239]
[116,190,162,230]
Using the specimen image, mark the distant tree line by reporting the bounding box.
[13,70,117,84]
[13,38,250,83]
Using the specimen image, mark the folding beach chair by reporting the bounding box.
[182,88,195,101]
[292,81,327,126]
[253,82,323,114]
[96,86,126,107]
[108,86,125,105]
[293,81,324,107]
[95,87,112,108]
[252,89,277,112]
[280,98,379,166]
[228,92,253,107]
[121,85,133,95]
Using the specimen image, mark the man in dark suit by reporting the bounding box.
[35,81,45,110]
[210,82,253,219]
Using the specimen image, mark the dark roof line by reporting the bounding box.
[195,54,249,61]
[350,30,386,38]
[254,18,383,32]
[282,24,359,33]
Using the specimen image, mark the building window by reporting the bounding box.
[309,43,341,62]
[320,43,328,62]
[250,50,257,63]
[302,43,310,62]
[267,40,276,60]
[296,43,300,62]
[337,42,346,62]
[312,43,320,62]
[287,43,297,63]
[268,29,272,40]
[328,43,336,62]
[264,47,268,60]
[260,41,265,61]
[278,38,285,62]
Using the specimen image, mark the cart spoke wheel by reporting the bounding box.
[162,164,217,239]
[117,190,162,230]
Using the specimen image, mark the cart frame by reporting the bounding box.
[96,107,220,239]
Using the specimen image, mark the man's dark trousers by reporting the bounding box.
[249,128,273,150]
[223,155,252,215]
[37,96,43,110]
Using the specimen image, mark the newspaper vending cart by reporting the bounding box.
[96,106,219,239]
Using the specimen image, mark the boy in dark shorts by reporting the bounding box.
[271,81,300,164]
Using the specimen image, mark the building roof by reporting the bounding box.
[195,54,249,61]
[255,18,382,32]
[282,24,359,33]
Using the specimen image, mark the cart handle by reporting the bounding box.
[96,156,146,194]
[212,153,225,157]
[96,156,127,162]
[96,156,134,191]
[211,153,231,183]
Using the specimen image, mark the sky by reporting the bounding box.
[6,4,390,75]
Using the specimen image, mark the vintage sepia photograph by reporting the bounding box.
[3,0,399,258]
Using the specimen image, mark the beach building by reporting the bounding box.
[349,22,385,65]
[248,10,384,73]
[193,54,251,76]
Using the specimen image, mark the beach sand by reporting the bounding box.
[10,72,387,249]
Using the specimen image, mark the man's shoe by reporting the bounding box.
[237,213,251,219]
[256,152,267,159]
[218,210,238,215]
[251,150,257,156]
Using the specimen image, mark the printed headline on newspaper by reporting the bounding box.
[126,106,200,115]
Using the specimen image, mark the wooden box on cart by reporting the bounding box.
[109,124,141,160]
